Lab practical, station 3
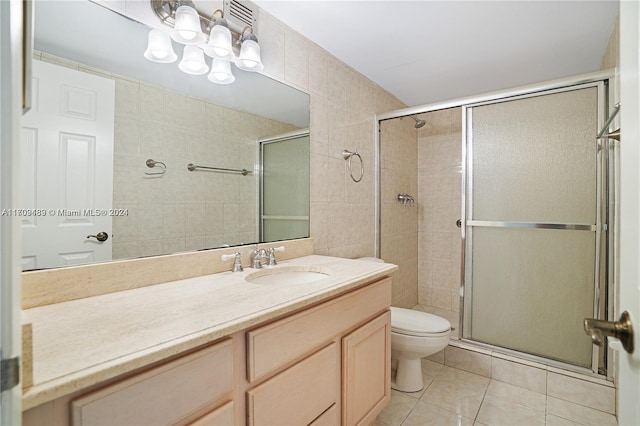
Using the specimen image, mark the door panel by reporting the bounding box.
[464,84,604,369]
[21,60,114,270]
[618,0,640,422]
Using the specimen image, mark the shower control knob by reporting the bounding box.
[87,231,109,242]
[456,219,462,228]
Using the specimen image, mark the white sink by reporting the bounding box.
[245,267,329,285]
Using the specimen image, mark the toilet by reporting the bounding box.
[390,307,451,392]
[356,257,452,393]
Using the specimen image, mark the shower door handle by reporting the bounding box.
[584,311,634,354]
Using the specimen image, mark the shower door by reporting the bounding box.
[259,129,310,242]
[462,82,607,371]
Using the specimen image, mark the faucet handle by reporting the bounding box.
[221,252,243,272]
[267,246,285,266]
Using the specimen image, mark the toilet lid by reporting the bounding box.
[390,307,451,336]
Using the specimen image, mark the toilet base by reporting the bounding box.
[391,358,423,392]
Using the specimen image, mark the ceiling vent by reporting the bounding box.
[224,0,258,35]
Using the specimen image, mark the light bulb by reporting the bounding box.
[203,23,233,59]
[178,45,209,75]
[236,36,263,72]
[144,29,177,63]
[207,59,235,84]
[172,5,206,45]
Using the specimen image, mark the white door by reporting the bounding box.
[1,0,26,422]
[618,1,640,424]
[21,60,114,270]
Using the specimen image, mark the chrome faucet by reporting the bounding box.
[265,246,285,266]
[251,247,268,269]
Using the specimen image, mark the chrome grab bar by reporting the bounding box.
[187,163,252,176]
[596,102,621,141]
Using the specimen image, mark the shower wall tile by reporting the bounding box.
[138,84,164,124]
[308,45,329,98]
[256,9,285,82]
[284,28,309,91]
[380,113,419,307]
[114,77,139,119]
[163,237,185,254]
[417,107,462,320]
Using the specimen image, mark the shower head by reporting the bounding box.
[410,115,426,129]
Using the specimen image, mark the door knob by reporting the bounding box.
[584,311,634,354]
[87,231,109,242]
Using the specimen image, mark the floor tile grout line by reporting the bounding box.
[473,378,490,423]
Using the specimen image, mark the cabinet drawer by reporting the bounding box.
[188,401,234,426]
[247,343,338,426]
[310,404,339,426]
[247,277,391,382]
[72,339,233,426]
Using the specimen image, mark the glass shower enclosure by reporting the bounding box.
[462,82,609,372]
[259,129,310,242]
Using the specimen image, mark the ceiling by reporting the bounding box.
[253,1,619,107]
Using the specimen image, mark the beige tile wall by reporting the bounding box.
[417,108,463,316]
[380,117,419,308]
[110,77,297,259]
[600,15,619,71]
[255,10,407,264]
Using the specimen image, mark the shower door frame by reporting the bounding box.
[258,128,311,242]
[461,81,609,375]
[375,69,617,378]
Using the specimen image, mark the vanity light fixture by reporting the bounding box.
[172,3,206,44]
[178,45,209,75]
[208,58,235,84]
[236,26,263,72]
[144,0,263,85]
[144,29,177,63]
[204,9,234,60]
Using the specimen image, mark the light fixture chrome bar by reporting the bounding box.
[467,221,596,231]
[187,163,252,176]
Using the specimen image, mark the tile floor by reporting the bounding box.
[375,359,618,426]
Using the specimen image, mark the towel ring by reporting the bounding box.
[342,149,364,183]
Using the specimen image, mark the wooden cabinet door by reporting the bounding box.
[342,311,391,426]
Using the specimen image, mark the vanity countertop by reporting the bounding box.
[21,255,397,410]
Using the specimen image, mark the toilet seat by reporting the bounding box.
[390,307,451,337]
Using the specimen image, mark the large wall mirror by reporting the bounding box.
[21,0,310,271]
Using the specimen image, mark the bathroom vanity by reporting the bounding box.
[21,253,397,425]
